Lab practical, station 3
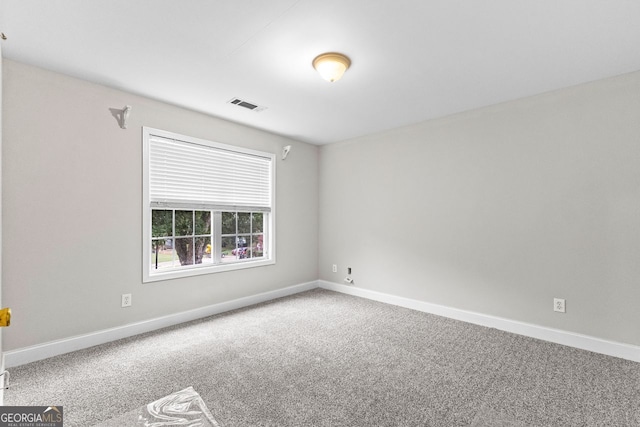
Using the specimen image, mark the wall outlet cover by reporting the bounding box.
[553,298,565,313]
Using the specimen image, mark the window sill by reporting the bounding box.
[143,258,275,283]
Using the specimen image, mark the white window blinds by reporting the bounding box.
[148,134,273,211]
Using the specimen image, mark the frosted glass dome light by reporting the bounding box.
[312,52,351,83]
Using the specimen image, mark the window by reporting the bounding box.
[143,128,275,282]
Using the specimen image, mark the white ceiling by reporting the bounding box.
[1,0,639,145]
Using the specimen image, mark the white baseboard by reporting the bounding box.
[6,279,639,368]
[4,281,318,368]
[318,280,640,363]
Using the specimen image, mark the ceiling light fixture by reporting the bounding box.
[312,52,351,83]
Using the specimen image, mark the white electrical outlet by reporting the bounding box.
[553,298,565,313]
[122,293,132,308]
[332,264,337,273]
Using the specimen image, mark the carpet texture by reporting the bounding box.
[5,289,640,426]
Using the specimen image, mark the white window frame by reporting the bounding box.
[143,127,276,283]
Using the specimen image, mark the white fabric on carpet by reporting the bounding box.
[94,386,220,427]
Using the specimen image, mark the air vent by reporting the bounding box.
[227,98,267,112]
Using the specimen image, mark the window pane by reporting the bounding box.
[221,236,236,263]
[152,210,173,237]
[151,239,174,270]
[175,211,193,236]
[200,237,213,265]
[195,211,211,235]
[251,234,264,258]
[251,213,263,233]
[174,237,195,265]
[195,236,211,265]
[238,212,251,234]
[222,212,236,235]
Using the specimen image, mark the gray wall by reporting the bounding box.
[319,71,640,346]
[2,60,319,351]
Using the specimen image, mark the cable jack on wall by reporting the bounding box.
[344,266,354,285]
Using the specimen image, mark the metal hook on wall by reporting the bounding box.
[282,145,292,160]
[108,105,132,129]
[122,105,132,129]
